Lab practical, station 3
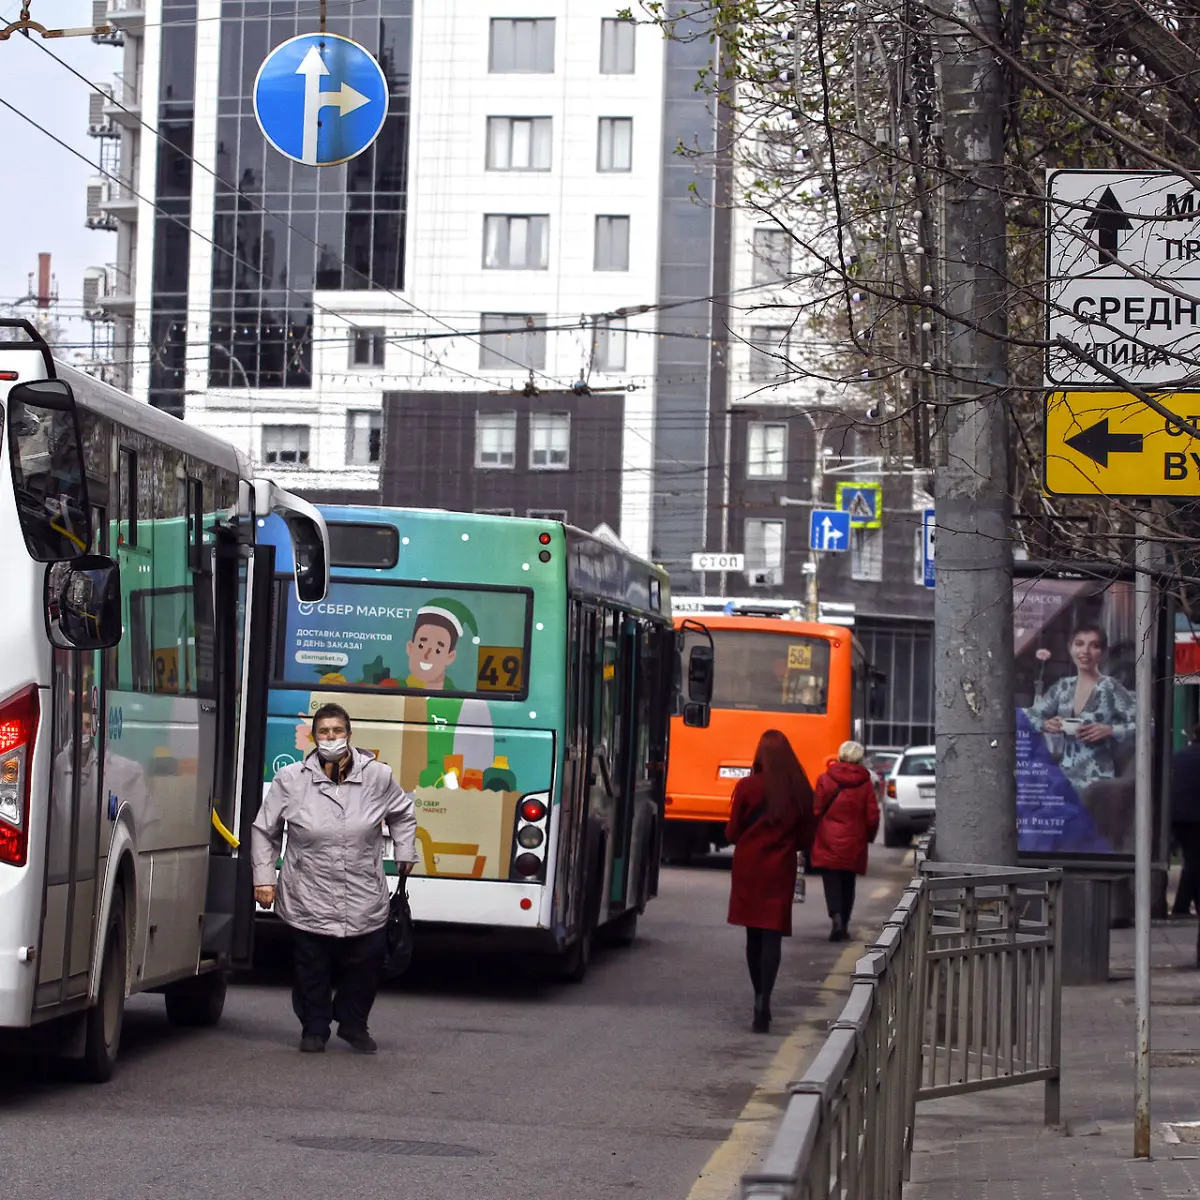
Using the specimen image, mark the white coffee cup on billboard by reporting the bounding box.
[1060,716,1083,736]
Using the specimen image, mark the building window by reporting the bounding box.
[351,327,385,368]
[751,229,791,284]
[747,422,787,478]
[476,507,515,516]
[346,410,382,466]
[489,18,555,73]
[475,412,517,469]
[745,519,785,571]
[528,507,568,522]
[852,527,884,581]
[599,18,635,73]
[592,316,627,371]
[597,118,633,172]
[530,412,570,470]
[480,312,547,369]
[748,325,789,382]
[261,425,310,467]
[484,215,549,270]
[486,117,553,171]
[594,215,630,271]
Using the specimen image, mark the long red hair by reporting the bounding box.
[753,729,814,827]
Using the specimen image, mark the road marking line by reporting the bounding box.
[871,884,892,900]
[685,941,863,1200]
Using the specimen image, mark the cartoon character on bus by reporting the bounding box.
[405,598,475,692]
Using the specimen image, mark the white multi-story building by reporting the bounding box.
[88,0,700,559]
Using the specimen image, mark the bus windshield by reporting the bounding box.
[705,629,832,714]
[277,578,532,698]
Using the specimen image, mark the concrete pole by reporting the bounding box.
[931,0,1018,865]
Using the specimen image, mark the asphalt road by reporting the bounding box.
[0,847,915,1200]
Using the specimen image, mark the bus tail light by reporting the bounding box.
[511,791,550,883]
[0,684,39,867]
[886,780,896,799]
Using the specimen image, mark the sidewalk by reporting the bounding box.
[905,912,1200,1198]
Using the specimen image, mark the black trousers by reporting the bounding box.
[290,926,387,1039]
[745,927,783,1006]
[1174,823,1200,916]
[822,870,857,923]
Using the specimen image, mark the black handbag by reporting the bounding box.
[381,883,414,981]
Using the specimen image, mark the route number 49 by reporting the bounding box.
[476,646,526,692]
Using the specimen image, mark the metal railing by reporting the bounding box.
[741,861,1062,1200]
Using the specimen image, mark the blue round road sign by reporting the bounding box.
[253,32,389,168]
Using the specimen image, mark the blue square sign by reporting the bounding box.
[810,509,851,552]
[922,508,935,588]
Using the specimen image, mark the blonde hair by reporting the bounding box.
[838,740,865,764]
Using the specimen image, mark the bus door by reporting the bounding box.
[566,605,599,936]
[607,614,641,912]
[200,536,274,969]
[35,504,109,1010]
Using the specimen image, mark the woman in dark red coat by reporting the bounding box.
[810,741,880,943]
[726,730,815,1034]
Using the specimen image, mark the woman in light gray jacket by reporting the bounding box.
[252,703,418,1054]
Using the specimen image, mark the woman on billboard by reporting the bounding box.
[1024,621,1135,794]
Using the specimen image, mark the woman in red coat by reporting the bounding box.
[810,741,880,943]
[726,730,815,1034]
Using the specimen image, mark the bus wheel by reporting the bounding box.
[80,888,127,1083]
[604,908,638,947]
[557,925,592,982]
[164,970,228,1028]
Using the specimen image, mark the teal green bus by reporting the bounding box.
[259,506,680,978]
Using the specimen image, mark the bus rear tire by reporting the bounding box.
[80,888,126,1084]
[603,908,638,947]
[164,969,228,1028]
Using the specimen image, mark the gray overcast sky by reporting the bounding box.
[0,0,118,342]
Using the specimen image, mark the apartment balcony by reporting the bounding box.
[96,263,135,316]
[104,0,144,32]
[103,74,141,128]
[98,177,138,222]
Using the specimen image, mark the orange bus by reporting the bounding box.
[663,603,874,862]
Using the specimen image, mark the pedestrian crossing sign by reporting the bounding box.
[835,481,883,529]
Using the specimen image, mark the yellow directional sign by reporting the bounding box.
[1043,390,1200,497]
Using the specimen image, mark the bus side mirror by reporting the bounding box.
[687,644,714,706]
[44,554,122,650]
[869,669,887,719]
[287,513,328,603]
[6,378,93,562]
[682,701,710,728]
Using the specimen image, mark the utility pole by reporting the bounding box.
[931,0,1017,864]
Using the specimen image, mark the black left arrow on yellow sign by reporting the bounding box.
[1043,390,1200,498]
[1063,418,1144,467]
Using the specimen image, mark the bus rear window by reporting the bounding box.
[706,630,831,714]
[278,579,532,698]
[327,522,399,568]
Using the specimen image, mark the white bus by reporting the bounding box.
[0,320,328,1080]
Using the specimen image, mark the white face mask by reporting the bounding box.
[316,738,349,761]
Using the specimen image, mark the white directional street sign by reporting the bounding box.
[809,509,850,552]
[254,33,389,167]
[1047,170,1200,386]
[690,552,745,573]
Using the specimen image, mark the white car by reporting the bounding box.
[883,745,936,847]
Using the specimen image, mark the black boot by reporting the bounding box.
[752,994,770,1034]
[829,915,842,942]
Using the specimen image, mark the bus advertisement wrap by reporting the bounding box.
[1014,574,1139,856]
[267,578,552,882]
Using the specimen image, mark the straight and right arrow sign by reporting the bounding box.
[1043,390,1200,496]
